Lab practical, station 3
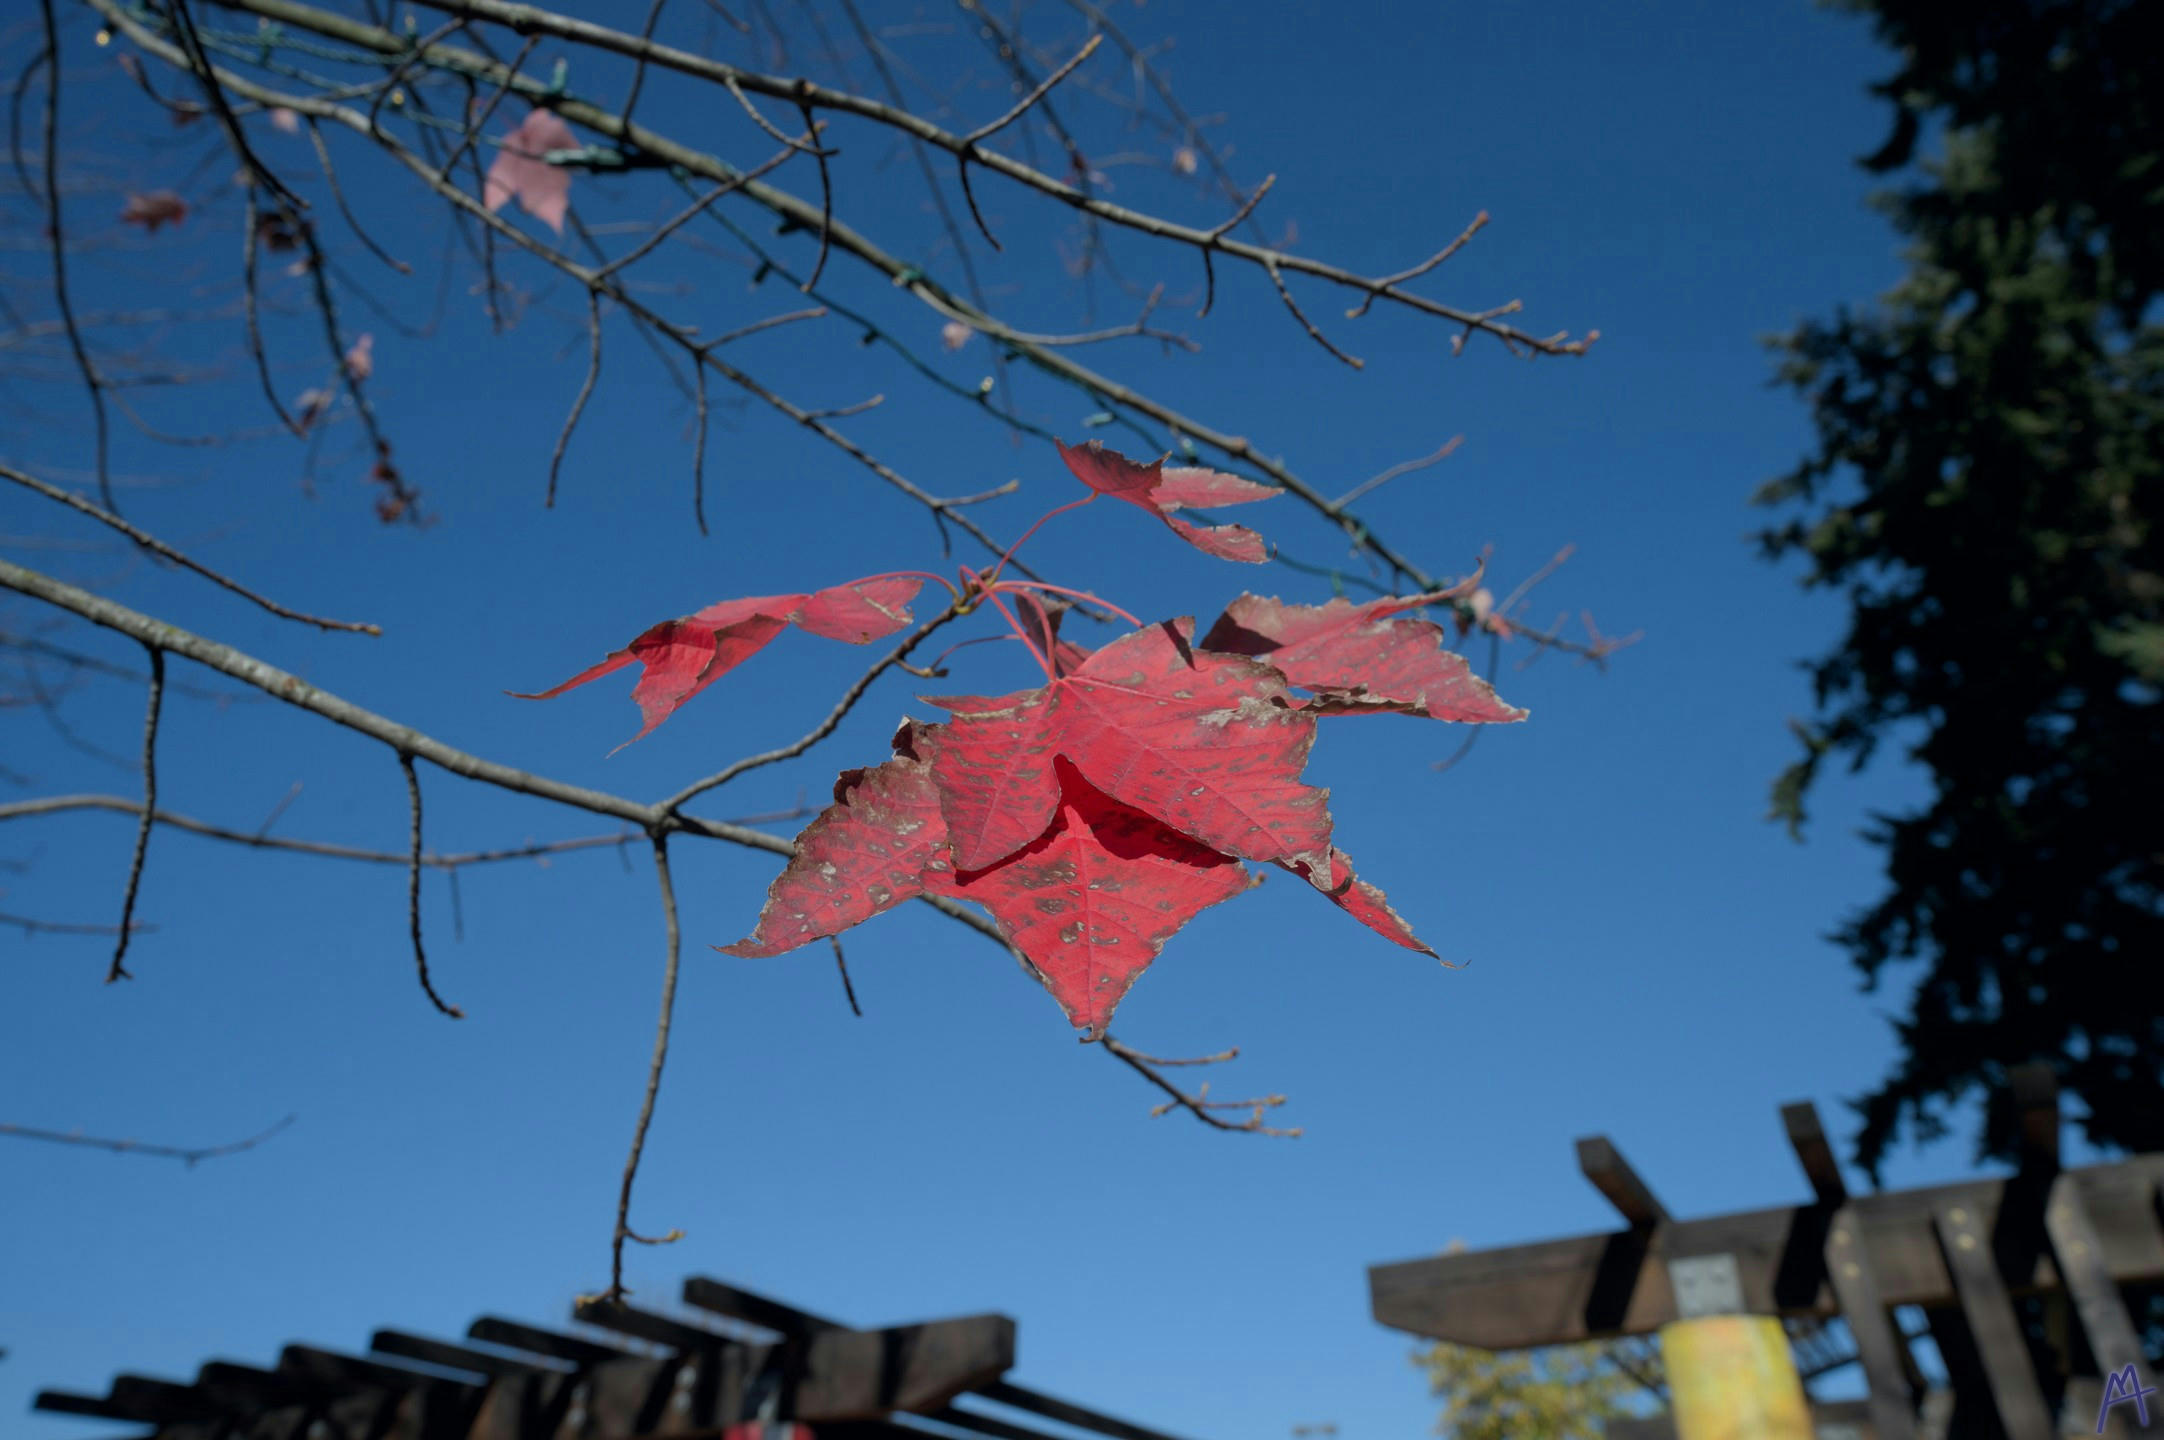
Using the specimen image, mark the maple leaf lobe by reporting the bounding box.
[1203,592,1526,723]
[512,579,922,748]
[1056,439,1278,563]
[720,744,950,959]
[926,619,1334,885]
[927,760,1250,1035]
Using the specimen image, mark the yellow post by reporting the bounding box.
[1660,1314,1814,1440]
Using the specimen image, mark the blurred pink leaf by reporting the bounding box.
[483,109,577,235]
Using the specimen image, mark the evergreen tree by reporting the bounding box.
[1760,0,2163,1178]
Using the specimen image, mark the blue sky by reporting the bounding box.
[1,1,2083,1435]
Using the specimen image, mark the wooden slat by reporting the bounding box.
[280,1344,467,1394]
[681,1278,842,1336]
[32,1391,138,1420]
[1782,1101,1848,1204]
[1368,1154,2164,1348]
[370,1330,560,1379]
[974,1380,1199,1440]
[466,1317,630,1367]
[793,1314,1017,1419]
[1823,1206,1916,1440]
[1934,1202,2055,1440]
[195,1360,307,1409]
[2009,1065,2061,1178]
[683,1278,1166,1440]
[573,1298,736,1352]
[1577,1136,1670,1228]
[109,1376,223,1424]
[923,1403,1073,1440]
[2045,1173,2158,1396]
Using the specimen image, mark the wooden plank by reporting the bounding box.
[1368,1154,2164,1347]
[1782,1102,1848,1204]
[31,1391,137,1421]
[792,1314,1017,1419]
[1934,1202,2054,1440]
[573,1297,736,1352]
[466,1317,630,1367]
[1578,1136,1670,1228]
[279,1345,466,1395]
[2009,1065,2061,1177]
[974,1380,1199,1440]
[1823,1207,1916,1440]
[681,1278,842,1336]
[680,1279,1174,1439]
[197,1361,307,1409]
[110,1376,223,1424]
[924,1404,1072,1440]
[370,1330,556,1379]
[2045,1173,2158,1395]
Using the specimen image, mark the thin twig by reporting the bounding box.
[0,1114,295,1166]
[1098,1034,1299,1137]
[798,99,833,288]
[607,833,687,1301]
[831,935,860,1016]
[37,0,111,512]
[659,601,965,813]
[591,140,800,281]
[962,31,1102,148]
[548,288,604,507]
[1197,174,1273,319]
[620,0,669,124]
[307,117,411,272]
[400,752,463,1018]
[242,187,306,437]
[1267,260,1362,369]
[2,912,155,938]
[723,72,833,155]
[433,33,538,182]
[0,794,804,867]
[0,463,382,634]
[1329,436,1462,514]
[108,645,162,983]
[1346,211,1488,320]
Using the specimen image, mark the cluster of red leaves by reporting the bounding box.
[520,442,1524,1035]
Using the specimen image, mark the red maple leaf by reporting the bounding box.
[511,578,922,748]
[925,618,1333,883]
[1201,592,1526,722]
[720,722,952,958]
[927,758,1252,1035]
[1057,440,1279,563]
[484,109,578,235]
[1280,847,1437,957]
[1010,591,1092,677]
[119,191,189,233]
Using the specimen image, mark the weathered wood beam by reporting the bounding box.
[572,1298,735,1352]
[369,1330,561,1378]
[465,1317,631,1367]
[279,1345,467,1394]
[2046,1174,2158,1394]
[1781,1101,1848,1205]
[1824,1206,1918,1440]
[795,1315,1017,1419]
[1934,1201,2056,1440]
[1368,1155,2164,1348]
[1578,1136,1670,1229]
[974,1380,1200,1440]
[681,1277,841,1336]
[2009,1064,2061,1178]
